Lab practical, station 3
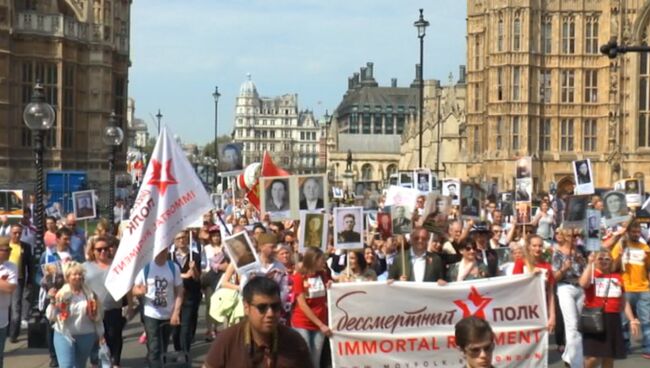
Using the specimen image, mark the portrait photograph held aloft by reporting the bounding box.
[333,207,364,250]
[297,175,326,211]
[602,191,631,227]
[563,195,590,229]
[260,176,292,221]
[72,190,96,220]
[223,231,260,275]
[299,211,328,252]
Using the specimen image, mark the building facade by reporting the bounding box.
[232,75,323,174]
[327,62,419,187]
[467,0,650,194]
[399,68,468,180]
[0,0,130,193]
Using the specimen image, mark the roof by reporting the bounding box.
[336,86,419,116]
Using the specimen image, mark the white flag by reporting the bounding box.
[105,127,212,300]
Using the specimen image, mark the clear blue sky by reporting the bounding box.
[129,0,467,146]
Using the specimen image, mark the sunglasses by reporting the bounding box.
[250,302,282,314]
[94,247,110,253]
[463,245,477,251]
[597,257,612,262]
[465,342,495,356]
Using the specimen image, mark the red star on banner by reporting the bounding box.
[453,286,493,319]
[147,159,178,195]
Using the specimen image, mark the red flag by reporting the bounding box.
[261,151,290,177]
[247,152,290,210]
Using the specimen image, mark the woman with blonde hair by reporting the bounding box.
[46,261,103,368]
[580,249,639,367]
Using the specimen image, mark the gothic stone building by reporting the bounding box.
[0,0,130,193]
[467,0,650,194]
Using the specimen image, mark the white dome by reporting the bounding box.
[239,73,258,97]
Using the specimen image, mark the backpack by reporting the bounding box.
[143,260,177,283]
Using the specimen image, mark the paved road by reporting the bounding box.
[5,306,648,367]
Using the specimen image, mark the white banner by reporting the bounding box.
[105,127,212,300]
[328,274,548,368]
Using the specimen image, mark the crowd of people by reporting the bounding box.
[0,179,649,368]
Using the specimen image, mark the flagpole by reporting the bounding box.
[189,230,194,263]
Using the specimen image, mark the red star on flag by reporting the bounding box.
[147,159,178,195]
[453,286,493,319]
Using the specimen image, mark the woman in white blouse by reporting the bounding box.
[46,261,103,368]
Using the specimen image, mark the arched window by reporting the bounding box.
[513,11,521,51]
[361,164,373,180]
[386,164,398,178]
[497,13,504,51]
[640,36,650,147]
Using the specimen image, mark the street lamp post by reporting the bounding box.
[212,86,221,191]
[155,109,163,135]
[23,82,55,262]
[103,111,124,230]
[600,37,650,58]
[414,8,429,169]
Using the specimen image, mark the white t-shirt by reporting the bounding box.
[134,261,182,320]
[0,261,17,328]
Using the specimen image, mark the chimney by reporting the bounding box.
[411,64,422,87]
[391,78,397,88]
[458,65,466,84]
[366,62,374,79]
[353,72,360,88]
[348,76,354,90]
[360,67,367,81]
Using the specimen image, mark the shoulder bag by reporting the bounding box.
[578,266,611,335]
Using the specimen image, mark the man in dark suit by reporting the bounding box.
[461,186,480,216]
[76,196,94,218]
[388,227,445,283]
[337,214,361,243]
[392,206,412,234]
[299,177,324,210]
[7,224,34,342]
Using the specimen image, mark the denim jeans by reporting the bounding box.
[557,283,584,368]
[143,316,172,368]
[53,331,96,368]
[0,325,7,368]
[172,297,200,353]
[294,327,326,368]
[9,280,30,339]
[622,290,650,354]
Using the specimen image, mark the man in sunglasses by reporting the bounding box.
[203,277,312,367]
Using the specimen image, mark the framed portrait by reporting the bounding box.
[498,192,514,217]
[297,175,327,211]
[332,187,344,199]
[442,179,461,206]
[515,156,532,179]
[391,204,413,235]
[585,209,602,252]
[210,193,222,210]
[333,207,364,250]
[298,211,328,252]
[602,191,631,227]
[515,178,532,203]
[398,171,414,188]
[415,170,432,192]
[515,202,531,224]
[0,189,24,218]
[573,159,595,195]
[376,212,392,239]
[460,183,482,219]
[624,179,643,207]
[223,231,260,275]
[563,195,590,229]
[72,190,96,220]
[260,176,292,221]
[219,143,244,172]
